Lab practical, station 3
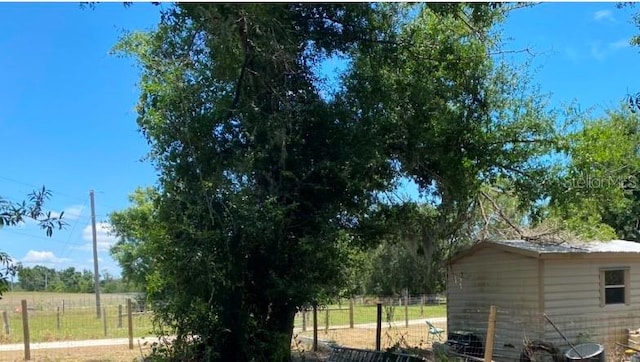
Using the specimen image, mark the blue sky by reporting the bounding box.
[0,3,638,278]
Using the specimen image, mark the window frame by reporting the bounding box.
[599,267,630,307]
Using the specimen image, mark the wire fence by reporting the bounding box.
[0,293,448,360]
[3,293,639,361]
[293,295,448,353]
[294,300,640,362]
[0,293,155,360]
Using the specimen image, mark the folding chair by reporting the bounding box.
[426,320,445,342]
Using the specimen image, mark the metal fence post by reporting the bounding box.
[376,302,382,351]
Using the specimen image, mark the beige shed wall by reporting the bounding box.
[542,257,640,357]
[447,246,541,360]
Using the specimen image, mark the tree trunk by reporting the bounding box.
[262,303,297,362]
[218,287,249,362]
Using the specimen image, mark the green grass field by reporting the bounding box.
[0,292,447,344]
[0,292,154,344]
[0,292,140,311]
[293,304,446,329]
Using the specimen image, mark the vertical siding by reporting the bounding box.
[447,247,541,361]
[543,258,640,358]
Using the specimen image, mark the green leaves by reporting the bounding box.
[113,3,563,360]
[343,4,558,247]
[0,188,66,237]
[549,106,640,241]
[0,188,66,297]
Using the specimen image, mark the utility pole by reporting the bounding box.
[90,190,101,319]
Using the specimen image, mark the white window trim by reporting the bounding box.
[599,267,630,307]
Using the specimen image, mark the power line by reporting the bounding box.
[60,202,88,261]
[0,176,134,212]
[0,228,84,247]
[0,175,88,205]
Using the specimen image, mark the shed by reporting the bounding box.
[447,239,640,361]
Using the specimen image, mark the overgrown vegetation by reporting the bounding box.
[109,3,564,361]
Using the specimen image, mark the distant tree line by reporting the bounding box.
[14,264,138,293]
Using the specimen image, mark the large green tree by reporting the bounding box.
[549,107,640,240]
[109,187,161,291]
[114,3,557,360]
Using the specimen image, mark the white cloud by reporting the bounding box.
[609,38,630,50]
[585,38,630,61]
[81,222,118,251]
[593,10,614,22]
[50,204,84,220]
[21,250,69,265]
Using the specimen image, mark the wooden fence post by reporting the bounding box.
[127,298,134,350]
[349,298,354,328]
[103,307,107,336]
[3,310,9,334]
[301,309,306,332]
[375,302,382,351]
[118,305,123,328]
[312,305,318,352]
[404,289,409,328]
[324,308,329,332]
[56,307,60,330]
[420,295,424,316]
[62,300,65,315]
[21,300,30,360]
[484,305,497,362]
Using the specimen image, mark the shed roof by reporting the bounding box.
[450,239,640,264]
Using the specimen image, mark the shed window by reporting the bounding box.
[600,268,629,306]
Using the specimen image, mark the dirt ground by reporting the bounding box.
[0,325,434,361]
[0,341,331,362]
[296,323,443,351]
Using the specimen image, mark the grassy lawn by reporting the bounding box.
[0,308,155,343]
[0,292,140,311]
[0,292,446,345]
[0,292,153,344]
[294,304,446,329]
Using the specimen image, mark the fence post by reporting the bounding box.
[312,305,318,352]
[375,302,382,351]
[118,305,123,328]
[349,298,354,328]
[324,308,329,332]
[420,295,424,316]
[56,307,60,330]
[404,289,409,328]
[3,310,9,334]
[127,298,134,350]
[21,300,30,360]
[62,300,65,315]
[302,309,306,332]
[103,307,107,336]
[484,305,497,362]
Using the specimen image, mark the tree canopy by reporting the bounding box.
[111,3,561,361]
[548,107,640,241]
